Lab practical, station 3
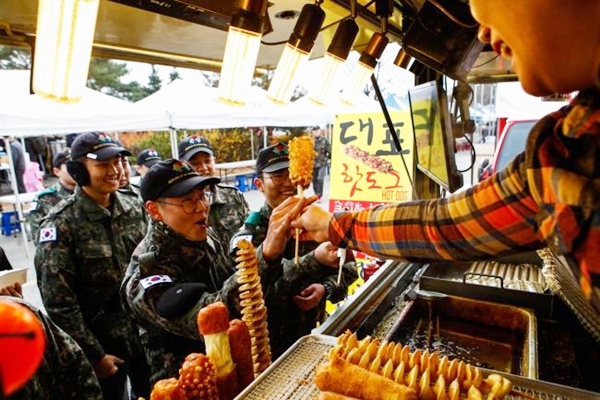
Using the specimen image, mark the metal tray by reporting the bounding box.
[235,334,334,400]
[419,260,555,318]
[234,334,600,399]
[386,294,538,379]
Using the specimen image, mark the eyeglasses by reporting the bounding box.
[262,171,291,186]
[156,192,213,214]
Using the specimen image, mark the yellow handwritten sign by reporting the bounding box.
[328,110,415,212]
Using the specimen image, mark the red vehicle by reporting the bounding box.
[478,119,538,181]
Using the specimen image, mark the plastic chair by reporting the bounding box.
[1,211,20,237]
[235,175,250,192]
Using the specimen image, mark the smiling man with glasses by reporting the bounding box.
[121,159,242,385]
[178,135,249,245]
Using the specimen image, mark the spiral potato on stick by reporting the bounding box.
[235,238,271,376]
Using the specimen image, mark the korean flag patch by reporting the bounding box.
[39,227,57,243]
[140,275,173,289]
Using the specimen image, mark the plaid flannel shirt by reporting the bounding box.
[329,87,600,315]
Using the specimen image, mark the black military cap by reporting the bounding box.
[70,132,132,161]
[136,148,162,167]
[141,159,220,202]
[52,149,71,168]
[256,142,289,174]
[178,136,213,161]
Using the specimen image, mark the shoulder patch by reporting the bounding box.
[39,227,57,243]
[140,275,173,289]
[244,211,261,225]
[52,196,75,215]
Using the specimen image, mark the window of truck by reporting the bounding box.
[494,120,536,172]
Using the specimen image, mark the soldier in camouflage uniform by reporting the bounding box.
[121,159,242,384]
[310,127,331,199]
[34,132,150,400]
[28,150,76,240]
[135,148,162,179]
[178,136,249,245]
[130,149,162,198]
[230,142,358,359]
[1,296,103,400]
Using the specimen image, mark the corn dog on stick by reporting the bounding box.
[331,330,513,400]
[288,136,316,265]
[235,239,271,376]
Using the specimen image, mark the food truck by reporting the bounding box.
[1,1,598,399]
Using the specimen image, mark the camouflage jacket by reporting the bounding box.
[5,297,103,400]
[313,136,331,168]
[230,202,358,357]
[34,186,148,364]
[28,182,73,240]
[122,219,239,339]
[209,183,249,244]
[122,220,240,382]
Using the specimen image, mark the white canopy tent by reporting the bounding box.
[496,82,569,120]
[288,93,397,124]
[132,78,328,130]
[0,70,170,137]
[0,70,169,256]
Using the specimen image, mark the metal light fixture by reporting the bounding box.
[308,18,359,105]
[340,31,388,106]
[218,0,268,105]
[393,47,413,69]
[267,2,326,105]
[33,0,100,103]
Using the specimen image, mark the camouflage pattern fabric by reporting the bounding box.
[230,202,358,359]
[28,182,73,241]
[313,135,331,168]
[4,296,103,400]
[312,136,331,197]
[122,220,240,383]
[34,186,148,368]
[209,183,249,244]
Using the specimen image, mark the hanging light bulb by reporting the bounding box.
[218,0,268,105]
[308,18,359,105]
[340,32,388,106]
[267,3,325,105]
[33,0,100,103]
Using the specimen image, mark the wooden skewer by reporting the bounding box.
[336,248,346,285]
[294,185,303,266]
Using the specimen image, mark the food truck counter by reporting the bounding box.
[312,250,600,394]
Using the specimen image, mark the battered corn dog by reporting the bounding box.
[288,136,316,264]
[330,331,513,400]
[178,353,219,400]
[288,136,316,190]
[235,239,271,376]
[315,354,418,400]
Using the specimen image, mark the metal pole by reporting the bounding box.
[2,137,30,258]
[169,128,179,160]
